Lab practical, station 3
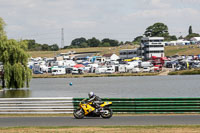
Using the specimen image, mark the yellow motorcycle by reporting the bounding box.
[73,99,113,119]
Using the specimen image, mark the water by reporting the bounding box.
[1,75,200,98]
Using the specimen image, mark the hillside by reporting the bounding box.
[28,45,138,58]
[165,45,200,56]
[28,45,200,58]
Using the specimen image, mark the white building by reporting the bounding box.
[103,54,119,61]
[119,49,138,59]
[140,37,165,60]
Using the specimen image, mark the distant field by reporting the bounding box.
[28,45,138,58]
[165,45,200,56]
[28,45,200,58]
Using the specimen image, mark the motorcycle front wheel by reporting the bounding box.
[73,109,85,119]
[100,108,113,119]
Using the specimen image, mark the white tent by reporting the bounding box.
[191,37,200,42]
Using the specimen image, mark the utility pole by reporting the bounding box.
[61,28,64,48]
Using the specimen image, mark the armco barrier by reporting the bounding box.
[73,97,200,114]
[0,97,74,114]
[0,97,200,114]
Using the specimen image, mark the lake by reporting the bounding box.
[1,75,200,98]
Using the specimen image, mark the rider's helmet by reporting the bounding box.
[88,92,94,98]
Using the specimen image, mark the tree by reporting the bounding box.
[0,17,7,40]
[119,41,124,45]
[109,39,119,46]
[169,35,177,41]
[0,18,32,89]
[42,44,50,51]
[101,38,119,46]
[125,41,131,44]
[50,44,59,51]
[99,42,110,47]
[185,25,199,40]
[165,35,177,41]
[144,22,169,37]
[79,42,88,48]
[87,37,100,47]
[189,25,193,35]
[25,39,36,50]
[0,39,32,89]
[178,35,184,39]
[133,36,143,44]
[71,37,87,47]
[185,33,200,40]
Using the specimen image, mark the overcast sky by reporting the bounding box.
[1,0,200,47]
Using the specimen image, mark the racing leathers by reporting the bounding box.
[88,95,103,110]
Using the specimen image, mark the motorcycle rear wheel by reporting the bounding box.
[73,109,84,119]
[100,108,113,119]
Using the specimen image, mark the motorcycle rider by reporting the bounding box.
[88,92,103,112]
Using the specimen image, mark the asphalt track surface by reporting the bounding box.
[0,115,200,127]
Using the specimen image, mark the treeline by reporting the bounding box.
[67,22,200,49]
[21,22,200,50]
[64,37,125,49]
[25,39,59,51]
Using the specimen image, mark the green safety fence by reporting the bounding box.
[73,97,200,114]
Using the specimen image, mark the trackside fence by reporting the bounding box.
[0,97,74,114]
[73,97,200,114]
[0,97,200,114]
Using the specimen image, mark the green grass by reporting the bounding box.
[0,125,200,133]
[165,45,200,56]
[32,72,159,78]
[168,69,200,75]
[165,46,188,56]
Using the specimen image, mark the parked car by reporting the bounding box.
[33,70,43,74]
[105,68,115,74]
[72,68,83,74]
[132,68,140,73]
[142,67,150,73]
[194,63,200,68]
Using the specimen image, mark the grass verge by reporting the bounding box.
[32,72,159,78]
[168,69,200,75]
[0,125,200,133]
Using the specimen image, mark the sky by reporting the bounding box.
[1,0,200,47]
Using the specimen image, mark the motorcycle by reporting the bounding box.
[73,99,113,119]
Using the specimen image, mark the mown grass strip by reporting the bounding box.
[32,72,159,78]
[1,125,200,133]
[168,69,200,75]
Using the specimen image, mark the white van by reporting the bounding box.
[118,65,126,73]
[72,68,83,74]
[52,67,66,75]
[105,66,115,74]
[105,68,115,74]
[95,67,107,74]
